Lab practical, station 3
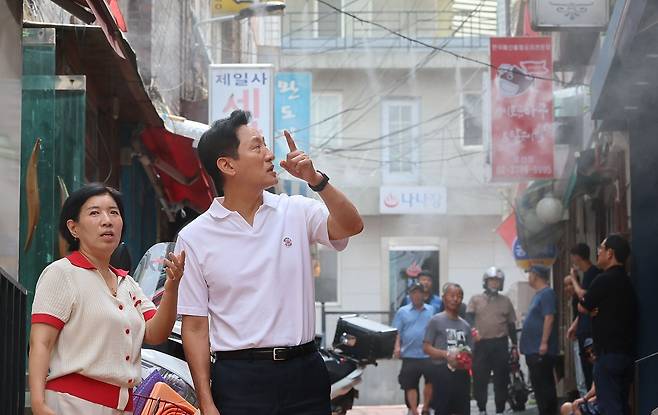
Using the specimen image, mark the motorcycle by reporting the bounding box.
[132,242,395,415]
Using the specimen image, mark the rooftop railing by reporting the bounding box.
[281,9,498,50]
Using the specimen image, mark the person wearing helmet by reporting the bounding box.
[467,267,518,415]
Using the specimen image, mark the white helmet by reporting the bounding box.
[483,266,505,291]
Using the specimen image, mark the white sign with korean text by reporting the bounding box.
[531,0,609,30]
[209,64,274,148]
[379,186,447,215]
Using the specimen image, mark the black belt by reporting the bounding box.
[214,341,317,361]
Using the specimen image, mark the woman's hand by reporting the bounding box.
[163,250,186,291]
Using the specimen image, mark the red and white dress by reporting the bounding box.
[31,251,157,414]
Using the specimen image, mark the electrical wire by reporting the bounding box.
[316,0,582,87]
[306,0,491,151]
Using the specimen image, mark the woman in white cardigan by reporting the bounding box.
[28,183,185,415]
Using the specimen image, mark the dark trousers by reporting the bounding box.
[473,337,510,413]
[430,365,471,415]
[210,352,331,415]
[593,352,633,415]
[525,354,557,415]
[577,337,594,391]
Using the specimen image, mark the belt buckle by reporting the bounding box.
[273,347,286,361]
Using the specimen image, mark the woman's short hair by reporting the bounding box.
[59,183,125,251]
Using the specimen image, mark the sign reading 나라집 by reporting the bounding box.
[379,186,447,215]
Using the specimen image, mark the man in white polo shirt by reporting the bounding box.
[176,109,363,415]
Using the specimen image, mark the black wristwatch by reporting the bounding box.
[308,170,330,192]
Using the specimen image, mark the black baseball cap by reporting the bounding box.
[408,282,426,294]
[528,264,550,280]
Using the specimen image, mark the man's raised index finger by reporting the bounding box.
[284,130,298,152]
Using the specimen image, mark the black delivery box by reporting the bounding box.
[332,314,397,362]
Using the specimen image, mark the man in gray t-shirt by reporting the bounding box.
[424,313,473,365]
[423,283,473,415]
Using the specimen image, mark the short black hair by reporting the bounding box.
[603,233,631,264]
[570,243,591,261]
[417,270,433,280]
[59,183,125,251]
[197,110,251,195]
[529,264,551,281]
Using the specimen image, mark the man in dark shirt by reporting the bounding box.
[579,234,636,415]
[520,265,558,415]
[565,243,600,392]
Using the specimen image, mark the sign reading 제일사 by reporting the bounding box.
[209,64,274,149]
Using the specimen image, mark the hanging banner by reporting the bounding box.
[209,64,273,148]
[490,37,554,181]
[274,72,311,162]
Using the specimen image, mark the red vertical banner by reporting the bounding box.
[490,37,554,181]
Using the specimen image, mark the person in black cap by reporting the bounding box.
[578,234,636,415]
[400,271,443,314]
[393,282,436,415]
[520,264,558,415]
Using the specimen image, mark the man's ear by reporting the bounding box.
[217,157,236,178]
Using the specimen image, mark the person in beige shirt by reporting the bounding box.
[28,183,186,415]
[467,267,518,415]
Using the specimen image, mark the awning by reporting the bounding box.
[23,22,216,215]
[591,0,658,124]
[23,21,161,126]
[140,127,215,213]
[48,0,128,57]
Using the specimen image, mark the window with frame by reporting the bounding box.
[462,92,483,147]
[382,99,420,182]
[256,15,282,47]
[316,0,342,38]
[311,93,342,150]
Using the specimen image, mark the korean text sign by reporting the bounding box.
[274,72,311,162]
[490,37,554,181]
[209,64,273,148]
[379,186,447,215]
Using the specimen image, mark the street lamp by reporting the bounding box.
[194,1,286,62]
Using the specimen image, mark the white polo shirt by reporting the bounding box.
[175,191,347,352]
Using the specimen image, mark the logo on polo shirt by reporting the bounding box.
[283,237,293,247]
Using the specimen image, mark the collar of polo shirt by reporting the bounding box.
[67,251,129,278]
[208,190,281,220]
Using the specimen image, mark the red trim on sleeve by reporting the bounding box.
[143,309,157,321]
[32,313,65,330]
